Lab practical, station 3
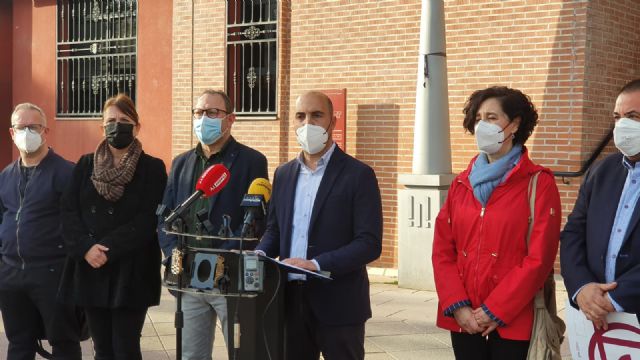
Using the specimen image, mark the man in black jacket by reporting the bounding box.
[158,90,269,359]
[0,103,82,359]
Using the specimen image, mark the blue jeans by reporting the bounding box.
[182,292,229,360]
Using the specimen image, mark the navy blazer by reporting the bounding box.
[256,147,383,326]
[158,137,268,256]
[561,153,640,321]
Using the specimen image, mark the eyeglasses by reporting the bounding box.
[11,124,45,133]
[192,108,228,119]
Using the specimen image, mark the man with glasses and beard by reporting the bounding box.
[158,90,268,359]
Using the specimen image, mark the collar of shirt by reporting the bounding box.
[295,142,337,173]
[622,156,640,173]
[195,136,234,163]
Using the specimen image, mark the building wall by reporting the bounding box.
[581,0,640,157]
[170,0,640,269]
[0,1,12,168]
[11,0,173,168]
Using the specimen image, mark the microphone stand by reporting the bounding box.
[233,228,245,360]
[172,218,186,360]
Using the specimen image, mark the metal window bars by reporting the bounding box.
[226,0,278,117]
[56,0,137,118]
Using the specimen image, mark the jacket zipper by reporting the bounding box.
[16,166,35,270]
[473,207,486,303]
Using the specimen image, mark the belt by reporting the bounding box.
[288,280,307,286]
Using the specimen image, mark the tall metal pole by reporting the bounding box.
[412,0,451,175]
[398,0,454,290]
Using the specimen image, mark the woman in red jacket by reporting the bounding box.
[432,86,561,359]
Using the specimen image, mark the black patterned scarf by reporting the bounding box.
[91,138,142,202]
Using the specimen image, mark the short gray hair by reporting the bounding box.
[11,103,47,126]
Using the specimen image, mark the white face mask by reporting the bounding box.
[13,129,43,154]
[614,117,640,157]
[296,124,329,155]
[474,120,510,155]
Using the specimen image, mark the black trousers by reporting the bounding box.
[450,331,530,360]
[84,306,148,360]
[284,281,365,360]
[0,261,82,360]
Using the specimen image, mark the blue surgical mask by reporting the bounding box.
[193,115,223,145]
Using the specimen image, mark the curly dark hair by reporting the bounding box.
[462,86,539,145]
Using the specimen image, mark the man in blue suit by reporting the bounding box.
[561,78,640,329]
[256,91,382,360]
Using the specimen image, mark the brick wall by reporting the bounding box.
[172,0,640,270]
[445,0,590,273]
[172,0,288,172]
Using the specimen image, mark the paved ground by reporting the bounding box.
[0,274,573,359]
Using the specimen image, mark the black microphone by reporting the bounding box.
[164,164,230,228]
[239,178,272,238]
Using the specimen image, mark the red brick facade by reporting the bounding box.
[171,0,640,269]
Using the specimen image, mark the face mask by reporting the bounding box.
[105,122,135,149]
[13,129,43,153]
[474,120,511,155]
[193,115,223,145]
[296,123,329,155]
[614,118,640,157]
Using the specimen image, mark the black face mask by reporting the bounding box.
[105,122,135,149]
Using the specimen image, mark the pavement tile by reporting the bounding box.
[153,322,178,336]
[366,321,422,337]
[368,333,449,352]
[140,335,164,352]
[363,353,397,359]
[365,338,386,354]
[139,350,170,360]
[389,349,455,360]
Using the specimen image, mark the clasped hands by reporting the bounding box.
[453,306,499,336]
[85,244,110,268]
[576,282,617,330]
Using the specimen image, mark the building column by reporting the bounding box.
[398,0,454,290]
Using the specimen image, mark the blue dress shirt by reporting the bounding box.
[604,157,640,311]
[288,143,336,281]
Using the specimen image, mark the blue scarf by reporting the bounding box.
[469,144,523,207]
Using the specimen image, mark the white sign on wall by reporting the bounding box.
[566,300,640,360]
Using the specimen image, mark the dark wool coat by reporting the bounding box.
[58,152,167,308]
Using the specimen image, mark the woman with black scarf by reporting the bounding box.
[59,94,167,360]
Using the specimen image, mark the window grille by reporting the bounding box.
[56,0,137,118]
[226,0,278,117]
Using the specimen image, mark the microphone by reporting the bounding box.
[239,178,272,238]
[164,164,230,228]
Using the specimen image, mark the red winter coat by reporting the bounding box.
[432,148,561,340]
